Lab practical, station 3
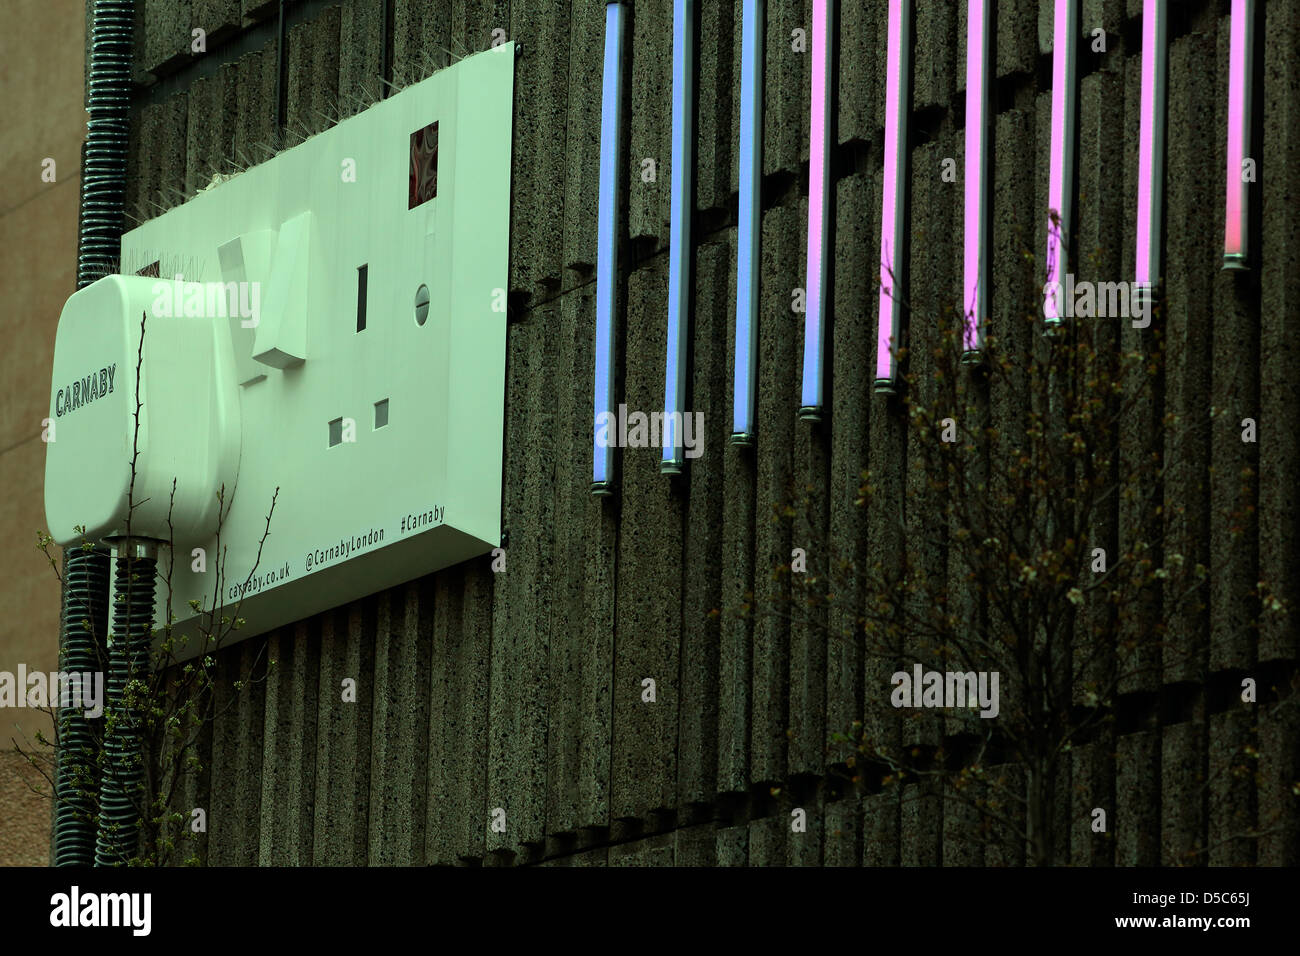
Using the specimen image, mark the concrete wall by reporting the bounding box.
[114,0,1300,865]
[0,0,87,867]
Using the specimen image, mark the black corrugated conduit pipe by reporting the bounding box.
[54,0,135,866]
[78,0,135,290]
[95,541,157,866]
[53,549,111,866]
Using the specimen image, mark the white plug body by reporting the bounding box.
[44,275,242,546]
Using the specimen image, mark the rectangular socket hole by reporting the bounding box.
[328,417,343,447]
[374,399,389,429]
[356,264,368,332]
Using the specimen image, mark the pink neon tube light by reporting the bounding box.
[1044,0,1077,324]
[875,0,910,387]
[963,0,990,355]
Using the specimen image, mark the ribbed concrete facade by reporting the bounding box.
[119,0,1300,865]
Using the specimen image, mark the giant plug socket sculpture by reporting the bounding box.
[45,44,516,655]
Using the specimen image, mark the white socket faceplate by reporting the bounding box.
[104,44,515,654]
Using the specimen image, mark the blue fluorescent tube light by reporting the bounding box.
[663,0,696,473]
[800,0,833,421]
[593,1,628,495]
[731,0,764,446]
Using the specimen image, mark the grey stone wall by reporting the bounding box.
[122,0,1300,865]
